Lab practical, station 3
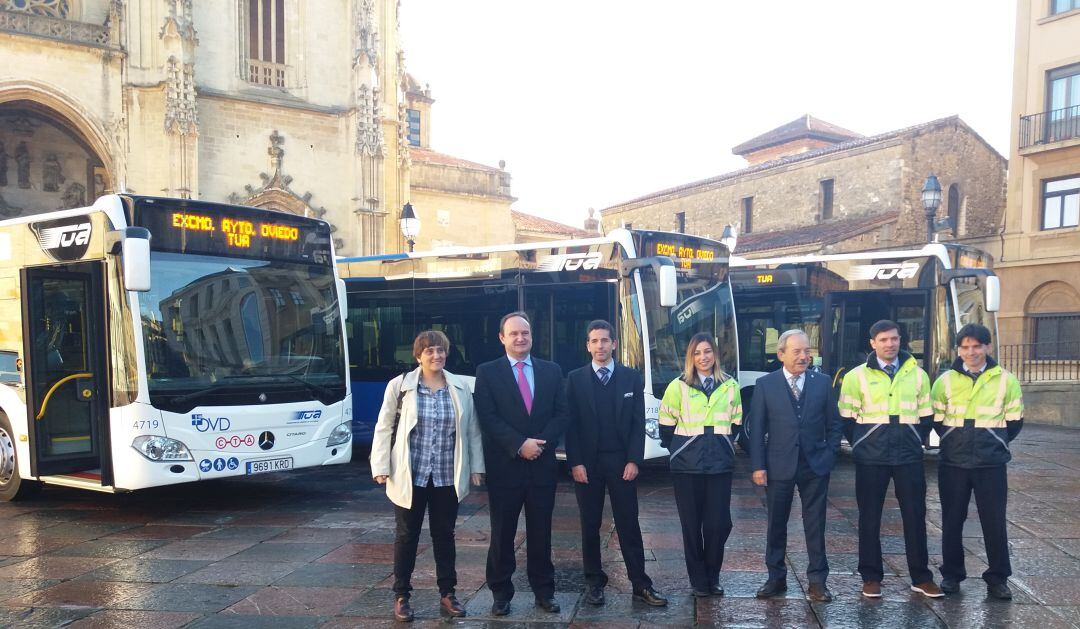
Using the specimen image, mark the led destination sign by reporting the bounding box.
[132,198,333,266]
[639,234,722,270]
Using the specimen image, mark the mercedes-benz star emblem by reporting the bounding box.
[258,431,275,450]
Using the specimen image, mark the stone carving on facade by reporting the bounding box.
[164,56,198,135]
[356,84,384,157]
[0,5,111,47]
[60,181,84,208]
[107,113,128,191]
[160,0,196,43]
[397,102,411,166]
[42,152,64,192]
[354,0,379,67]
[0,192,22,217]
[15,141,30,189]
[0,140,7,187]
[2,115,40,136]
[0,0,70,18]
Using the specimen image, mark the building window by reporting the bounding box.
[1032,313,1080,359]
[819,179,834,220]
[1051,0,1080,15]
[247,0,286,87]
[0,0,70,18]
[1042,175,1080,230]
[406,109,421,147]
[676,212,686,234]
[947,184,960,233]
[742,197,753,234]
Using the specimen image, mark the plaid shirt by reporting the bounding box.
[409,382,457,487]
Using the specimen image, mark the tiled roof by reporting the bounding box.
[737,210,900,253]
[410,147,501,173]
[732,114,863,156]
[604,116,969,214]
[512,211,594,238]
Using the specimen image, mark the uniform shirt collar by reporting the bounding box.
[592,359,614,374]
[876,356,900,371]
[508,354,532,367]
[781,367,805,385]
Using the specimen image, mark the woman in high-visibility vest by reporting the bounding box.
[658,332,742,597]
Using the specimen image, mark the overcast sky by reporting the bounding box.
[398,1,1016,230]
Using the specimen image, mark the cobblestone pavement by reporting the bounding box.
[0,424,1078,628]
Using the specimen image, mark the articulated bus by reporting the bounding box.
[338,229,737,461]
[0,195,351,501]
[729,243,999,445]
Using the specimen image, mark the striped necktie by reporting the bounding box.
[597,366,610,385]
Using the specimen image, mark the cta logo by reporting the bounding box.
[537,252,602,272]
[851,262,920,281]
[216,434,255,449]
[192,414,232,432]
[30,217,92,262]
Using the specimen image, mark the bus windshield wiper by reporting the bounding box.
[166,376,264,408]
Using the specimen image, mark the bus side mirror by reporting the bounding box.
[120,227,151,292]
[985,276,1000,312]
[658,264,677,307]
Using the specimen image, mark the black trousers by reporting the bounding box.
[486,482,557,602]
[393,479,459,596]
[765,455,830,584]
[672,472,732,591]
[574,451,652,591]
[939,463,1011,585]
[855,462,932,585]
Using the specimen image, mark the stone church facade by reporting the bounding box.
[0,0,525,255]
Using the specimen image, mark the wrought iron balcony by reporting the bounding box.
[0,9,110,48]
[1019,105,1080,150]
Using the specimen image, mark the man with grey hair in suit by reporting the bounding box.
[748,329,843,602]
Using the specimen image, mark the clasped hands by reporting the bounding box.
[519,437,546,460]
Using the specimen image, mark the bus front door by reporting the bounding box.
[823,290,930,387]
[22,263,109,481]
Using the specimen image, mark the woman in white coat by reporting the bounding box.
[370,330,485,622]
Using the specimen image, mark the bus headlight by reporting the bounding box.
[327,422,352,447]
[645,418,660,440]
[131,436,193,461]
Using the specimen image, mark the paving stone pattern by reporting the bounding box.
[0,425,1077,627]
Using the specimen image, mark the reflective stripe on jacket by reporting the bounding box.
[839,352,931,465]
[659,375,742,474]
[932,357,1023,468]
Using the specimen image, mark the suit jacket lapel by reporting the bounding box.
[612,365,625,419]
[502,358,530,417]
[578,367,597,419]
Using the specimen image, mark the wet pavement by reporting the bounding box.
[0,424,1078,628]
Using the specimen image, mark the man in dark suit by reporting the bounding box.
[473,311,569,616]
[748,329,843,602]
[565,320,667,608]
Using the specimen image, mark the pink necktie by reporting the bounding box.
[515,361,533,415]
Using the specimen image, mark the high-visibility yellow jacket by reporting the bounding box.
[658,374,742,474]
[838,352,932,465]
[931,356,1023,468]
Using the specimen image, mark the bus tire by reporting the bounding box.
[0,414,41,502]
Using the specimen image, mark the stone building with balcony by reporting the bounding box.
[0,0,528,255]
[984,0,1080,423]
[599,114,1007,258]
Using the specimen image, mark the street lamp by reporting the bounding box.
[399,202,420,252]
[921,174,942,244]
[720,224,738,253]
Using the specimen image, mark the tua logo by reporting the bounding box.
[295,410,322,420]
[851,262,920,281]
[537,252,603,272]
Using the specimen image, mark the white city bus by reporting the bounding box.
[338,229,737,461]
[0,195,351,500]
[729,243,999,445]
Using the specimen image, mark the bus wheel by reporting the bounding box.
[0,415,40,502]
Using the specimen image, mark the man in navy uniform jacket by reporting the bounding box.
[748,329,843,602]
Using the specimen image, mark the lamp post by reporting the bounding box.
[720,224,738,254]
[400,202,419,252]
[921,174,942,244]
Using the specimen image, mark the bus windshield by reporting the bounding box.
[640,263,738,398]
[138,252,346,412]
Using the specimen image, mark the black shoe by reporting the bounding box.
[535,597,560,613]
[632,587,668,606]
[941,578,960,594]
[393,596,414,622]
[710,583,725,596]
[584,585,605,606]
[440,594,466,618]
[987,582,1013,600]
[755,579,788,599]
[806,582,833,603]
[691,588,712,598]
[491,600,511,616]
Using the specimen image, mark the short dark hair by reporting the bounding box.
[585,319,616,341]
[499,311,531,334]
[412,330,450,360]
[956,323,992,346]
[869,319,900,339]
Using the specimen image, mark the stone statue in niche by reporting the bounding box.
[15,142,30,189]
[43,153,65,192]
[60,182,86,209]
[0,140,8,187]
